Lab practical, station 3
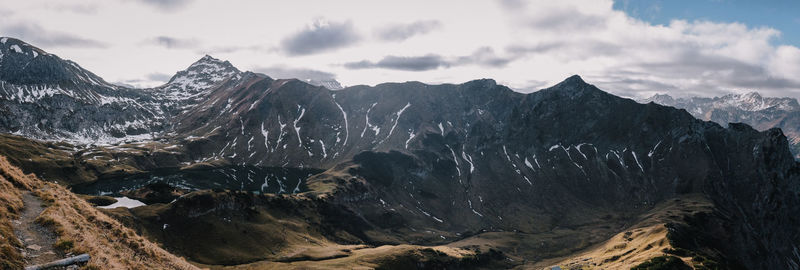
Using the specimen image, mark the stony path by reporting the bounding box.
[12,191,64,267]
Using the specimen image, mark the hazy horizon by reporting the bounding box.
[2,0,799,99]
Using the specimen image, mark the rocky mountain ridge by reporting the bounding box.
[641,92,800,158]
[643,92,800,112]
[0,37,164,144]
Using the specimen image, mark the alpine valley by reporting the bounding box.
[1,36,799,269]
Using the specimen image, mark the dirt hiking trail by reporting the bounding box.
[13,191,65,267]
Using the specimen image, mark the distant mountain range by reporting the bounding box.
[1,36,799,269]
[640,92,800,158]
[305,78,344,90]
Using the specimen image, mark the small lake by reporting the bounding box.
[71,165,324,197]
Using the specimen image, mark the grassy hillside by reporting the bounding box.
[0,155,197,269]
[105,189,511,269]
[0,160,26,269]
[0,133,197,186]
[546,194,720,269]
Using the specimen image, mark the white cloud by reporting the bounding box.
[252,65,336,81]
[147,36,199,49]
[1,22,106,48]
[769,46,800,80]
[280,19,360,56]
[0,0,798,98]
[129,0,194,12]
[489,0,800,98]
[374,20,442,41]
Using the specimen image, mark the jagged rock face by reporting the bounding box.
[170,76,522,169]
[295,77,796,269]
[641,92,800,158]
[690,125,800,269]
[0,37,163,143]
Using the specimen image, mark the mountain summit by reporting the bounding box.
[0,37,162,143]
[544,74,605,98]
[161,55,241,99]
[0,37,112,89]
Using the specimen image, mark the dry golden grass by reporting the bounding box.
[206,244,479,270]
[550,224,674,269]
[0,174,25,269]
[542,194,713,269]
[0,133,96,185]
[0,133,190,186]
[305,163,361,197]
[0,155,198,269]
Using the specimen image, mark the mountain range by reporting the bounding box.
[640,92,800,159]
[1,36,799,269]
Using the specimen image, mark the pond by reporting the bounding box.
[71,165,325,197]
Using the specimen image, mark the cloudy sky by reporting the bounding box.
[1,0,799,99]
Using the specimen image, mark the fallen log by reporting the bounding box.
[24,253,90,270]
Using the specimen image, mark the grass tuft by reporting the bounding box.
[55,239,75,251]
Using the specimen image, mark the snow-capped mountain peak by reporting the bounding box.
[184,55,236,73]
[642,93,675,105]
[0,37,113,89]
[0,37,47,60]
[161,55,241,99]
[305,78,344,90]
[643,92,800,112]
[641,92,800,159]
[717,92,799,111]
[0,37,165,145]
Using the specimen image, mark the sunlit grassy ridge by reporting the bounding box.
[0,155,197,269]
